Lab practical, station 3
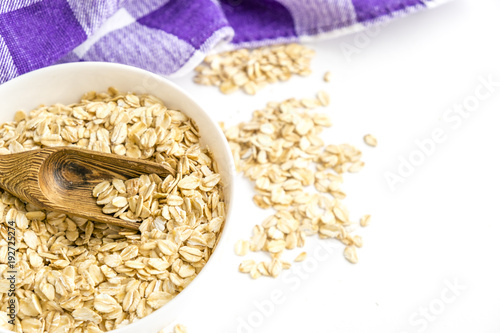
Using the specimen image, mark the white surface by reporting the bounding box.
[167,1,500,332]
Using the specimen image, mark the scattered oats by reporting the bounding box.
[174,324,188,333]
[159,324,188,333]
[256,261,270,276]
[234,240,249,256]
[344,245,359,264]
[348,161,365,173]
[268,259,282,278]
[317,90,330,106]
[364,134,378,147]
[194,44,315,95]
[352,235,363,248]
[281,260,292,270]
[301,98,319,109]
[219,81,238,95]
[333,206,348,223]
[324,71,332,82]
[224,93,370,278]
[250,265,262,279]
[294,252,307,262]
[238,260,255,273]
[360,214,371,227]
[267,240,286,253]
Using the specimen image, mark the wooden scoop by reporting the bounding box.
[0,147,173,230]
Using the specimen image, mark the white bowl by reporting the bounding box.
[0,62,235,333]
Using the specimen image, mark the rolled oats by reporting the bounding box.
[234,240,249,256]
[323,71,332,82]
[194,44,315,95]
[238,260,255,273]
[0,88,226,332]
[360,214,371,227]
[317,91,330,107]
[224,92,369,278]
[294,252,307,262]
[363,134,378,147]
[344,245,358,264]
[174,324,188,333]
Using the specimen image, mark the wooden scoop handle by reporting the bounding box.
[0,147,175,230]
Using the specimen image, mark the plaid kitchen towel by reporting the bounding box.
[0,0,449,83]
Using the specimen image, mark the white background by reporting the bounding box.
[168,1,500,332]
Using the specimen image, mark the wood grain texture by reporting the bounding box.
[0,147,174,230]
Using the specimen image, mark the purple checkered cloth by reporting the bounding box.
[0,0,447,83]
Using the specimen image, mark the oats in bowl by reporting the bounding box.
[0,87,227,333]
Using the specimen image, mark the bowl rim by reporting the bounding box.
[0,62,236,333]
